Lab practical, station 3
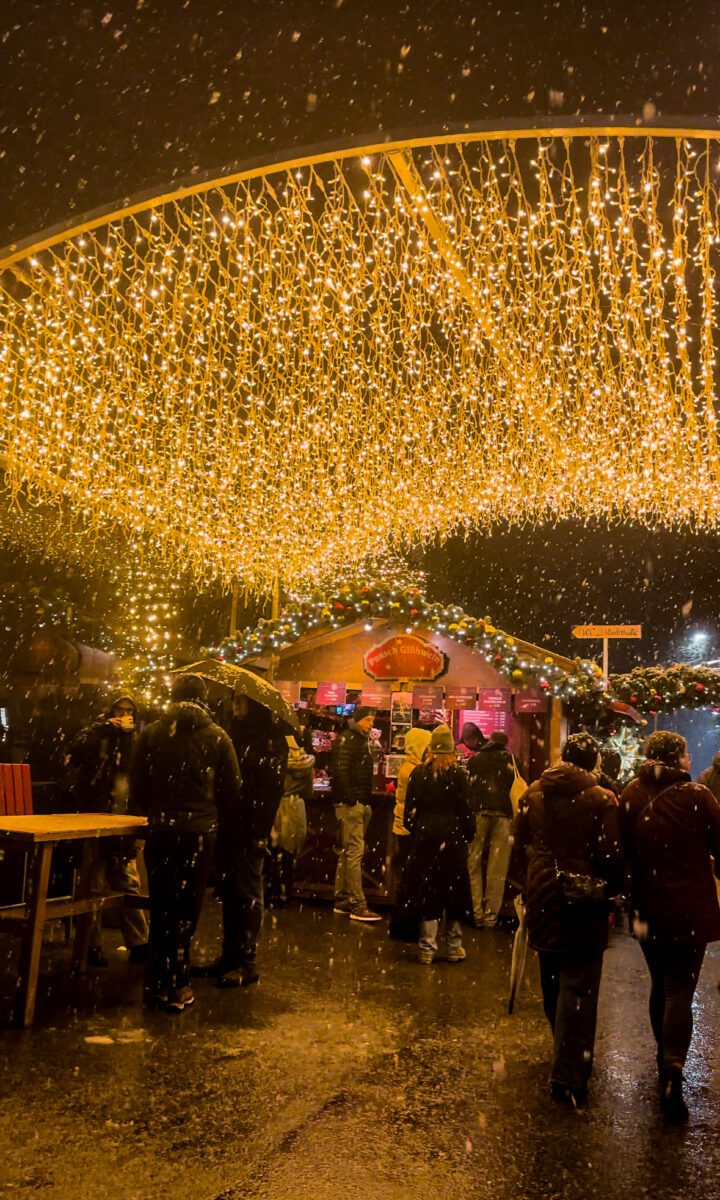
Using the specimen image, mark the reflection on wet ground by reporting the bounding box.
[1,900,718,1200]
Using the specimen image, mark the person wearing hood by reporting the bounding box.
[457,721,485,760]
[129,674,241,1012]
[329,706,382,922]
[266,734,315,907]
[67,689,148,966]
[198,691,289,987]
[621,731,720,1123]
[467,730,517,928]
[388,727,432,941]
[513,733,623,1107]
[402,724,475,964]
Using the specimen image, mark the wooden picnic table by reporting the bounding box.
[0,813,148,1027]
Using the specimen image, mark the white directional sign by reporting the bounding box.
[572,625,642,640]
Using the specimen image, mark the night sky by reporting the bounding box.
[2,0,720,667]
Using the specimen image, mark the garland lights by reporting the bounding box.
[609,663,720,714]
[210,582,603,702]
[3,129,720,592]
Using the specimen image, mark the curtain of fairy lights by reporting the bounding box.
[1,133,719,593]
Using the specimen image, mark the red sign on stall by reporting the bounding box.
[478,688,512,711]
[315,682,347,707]
[360,684,392,708]
[445,685,477,707]
[363,634,447,681]
[412,685,444,711]
[514,688,549,714]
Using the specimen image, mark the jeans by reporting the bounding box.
[419,916,463,955]
[334,803,371,910]
[641,941,706,1068]
[538,951,604,1090]
[468,814,512,924]
[89,850,148,950]
[220,839,266,968]
[145,828,215,992]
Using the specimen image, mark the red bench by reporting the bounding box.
[0,764,33,816]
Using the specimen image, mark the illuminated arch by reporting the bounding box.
[2,118,720,593]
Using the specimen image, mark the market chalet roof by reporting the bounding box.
[3,117,720,594]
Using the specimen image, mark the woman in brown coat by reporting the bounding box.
[513,732,623,1107]
[622,730,720,1123]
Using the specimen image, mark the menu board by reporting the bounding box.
[275,680,301,704]
[315,682,347,707]
[445,685,477,707]
[458,705,514,742]
[360,684,393,709]
[515,688,549,713]
[478,688,512,711]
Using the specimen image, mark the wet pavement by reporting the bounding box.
[1,900,719,1200]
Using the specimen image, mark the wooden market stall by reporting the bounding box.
[246,615,575,906]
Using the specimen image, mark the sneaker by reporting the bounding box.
[128,943,149,965]
[216,963,259,989]
[417,949,434,965]
[446,946,466,963]
[88,946,109,968]
[483,915,498,929]
[165,986,195,1013]
[349,907,382,923]
[661,1068,689,1124]
[333,902,353,915]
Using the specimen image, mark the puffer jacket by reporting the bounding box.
[622,761,720,945]
[330,724,374,807]
[393,728,432,836]
[513,763,623,955]
[467,742,515,817]
[697,753,720,804]
[129,702,241,833]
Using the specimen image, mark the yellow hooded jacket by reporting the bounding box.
[393,728,432,836]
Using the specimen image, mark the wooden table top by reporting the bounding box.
[0,814,148,843]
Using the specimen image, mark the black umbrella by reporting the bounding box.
[171,659,299,729]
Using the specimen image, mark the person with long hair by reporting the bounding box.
[402,725,475,964]
[621,730,720,1123]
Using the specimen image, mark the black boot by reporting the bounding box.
[660,1068,689,1124]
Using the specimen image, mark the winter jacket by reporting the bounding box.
[129,702,241,834]
[513,763,623,955]
[226,711,289,840]
[68,718,136,814]
[330,724,374,807]
[393,728,432,836]
[402,763,475,921]
[467,743,515,817]
[621,761,720,946]
[697,753,720,804]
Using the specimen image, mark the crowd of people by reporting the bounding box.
[62,681,720,1125]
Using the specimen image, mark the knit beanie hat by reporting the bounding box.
[353,706,375,723]
[429,724,455,755]
[171,674,208,704]
[561,732,600,771]
[644,730,687,766]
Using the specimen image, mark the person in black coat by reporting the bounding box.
[513,733,623,1107]
[622,730,720,1123]
[329,707,381,922]
[403,724,475,964]
[129,674,241,1011]
[67,689,148,966]
[466,730,516,927]
[199,691,289,987]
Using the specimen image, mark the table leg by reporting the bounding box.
[13,842,53,1028]
[71,839,98,974]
